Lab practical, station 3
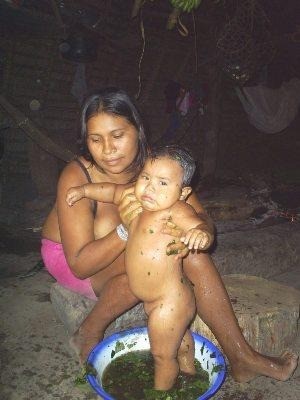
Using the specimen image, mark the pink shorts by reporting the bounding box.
[41,238,97,300]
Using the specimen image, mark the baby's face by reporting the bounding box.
[135,156,184,211]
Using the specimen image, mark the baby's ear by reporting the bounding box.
[180,186,192,200]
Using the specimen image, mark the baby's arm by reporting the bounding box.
[66,182,130,206]
[171,202,214,251]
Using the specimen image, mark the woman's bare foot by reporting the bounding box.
[69,327,104,364]
[231,350,298,383]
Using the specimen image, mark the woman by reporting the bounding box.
[42,87,297,382]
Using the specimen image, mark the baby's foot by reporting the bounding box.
[69,327,103,364]
[231,350,298,383]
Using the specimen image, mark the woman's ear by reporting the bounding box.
[180,186,192,200]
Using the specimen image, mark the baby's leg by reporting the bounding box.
[177,329,196,375]
[145,296,195,390]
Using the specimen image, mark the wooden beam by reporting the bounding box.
[0,95,74,162]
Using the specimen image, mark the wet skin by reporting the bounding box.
[43,112,298,383]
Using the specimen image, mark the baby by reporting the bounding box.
[66,145,214,391]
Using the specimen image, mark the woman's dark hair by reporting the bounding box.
[150,144,196,186]
[79,87,149,177]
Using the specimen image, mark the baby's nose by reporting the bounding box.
[146,181,155,192]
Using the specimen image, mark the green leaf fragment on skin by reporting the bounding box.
[166,240,179,255]
[167,249,179,255]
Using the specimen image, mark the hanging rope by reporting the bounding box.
[192,11,198,73]
[135,7,146,99]
[177,16,189,37]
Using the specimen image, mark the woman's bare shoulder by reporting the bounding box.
[59,158,91,186]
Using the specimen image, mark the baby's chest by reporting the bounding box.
[128,215,172,257]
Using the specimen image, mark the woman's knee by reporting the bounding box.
[183,251,217,280]
[91,271,129,295]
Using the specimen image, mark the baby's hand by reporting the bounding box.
[180,228,212,251]
[66,186,85,206]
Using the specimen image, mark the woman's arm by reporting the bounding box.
[163,191,215,257]
[171,201,214,251]
[185,192,215,235]
[57,162,127,279]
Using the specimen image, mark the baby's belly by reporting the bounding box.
[125,233,180,302]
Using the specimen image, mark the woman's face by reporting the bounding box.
[86,113,139,176]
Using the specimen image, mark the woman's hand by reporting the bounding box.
[118,187,143,228]
[162,220,190,260]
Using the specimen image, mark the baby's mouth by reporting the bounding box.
[141,194,155,203]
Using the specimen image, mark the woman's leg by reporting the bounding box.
[70,254,139,362]
[183,252,298,382]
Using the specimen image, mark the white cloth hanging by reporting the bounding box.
[235,78,300,133]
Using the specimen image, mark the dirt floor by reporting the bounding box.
[0,199,299,400]
[0,250,299,400]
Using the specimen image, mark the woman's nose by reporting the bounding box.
[103,139,116,154]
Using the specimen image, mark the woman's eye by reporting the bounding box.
[89,137,101,143]
[113,131,124,139]
[160,181,167,186]
[141,175,149,180]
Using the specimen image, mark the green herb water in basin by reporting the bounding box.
[86,327,226,400]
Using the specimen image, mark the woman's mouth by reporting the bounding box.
[103,157,122,166]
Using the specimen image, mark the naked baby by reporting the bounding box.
[66,145,214,391]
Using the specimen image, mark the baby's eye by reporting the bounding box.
[160,181,167,186]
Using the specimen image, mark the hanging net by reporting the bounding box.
[235,78,300,134]
[216,0,276,85]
